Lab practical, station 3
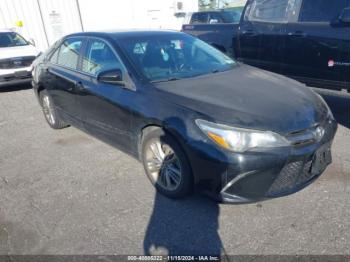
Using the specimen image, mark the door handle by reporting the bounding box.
[242,29,256,36]
[288,31,307,37]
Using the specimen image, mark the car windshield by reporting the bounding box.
[119,34,236,82]
[0,32,29,48]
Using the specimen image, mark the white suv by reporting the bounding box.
[0,29,40,88]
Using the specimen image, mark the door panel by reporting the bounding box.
[339,27,350,87]
[283,0,350,89]
[237,21,262,65]
[76,38,135,154]
[284,23,345,84]
[250,22,286,74]
[47,66,83,126]
[46,37,85,125]
[237,0,291,74]
[76,77,135,153]
[237,1,262,65]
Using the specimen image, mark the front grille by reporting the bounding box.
[266,160,314,197]
[1,72,31,82]
[0,56,36,69]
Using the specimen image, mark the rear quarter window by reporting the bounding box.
[190,12,209,24]
[49,48,60,64]
[56,38,83,70]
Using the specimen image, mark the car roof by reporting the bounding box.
[193,10,225,14]
[0,29,13,33]
[65,30,185,41]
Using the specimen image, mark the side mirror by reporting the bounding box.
[339,7,350,24]
[97,69,125,86]
[209,19,219,24]
[29,38,36,47]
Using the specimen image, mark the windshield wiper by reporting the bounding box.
[151,77,181,83]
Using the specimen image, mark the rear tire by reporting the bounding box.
[141,128,193,199]
[40,90,69,130]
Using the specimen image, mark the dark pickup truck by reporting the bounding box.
[183,0,350,91]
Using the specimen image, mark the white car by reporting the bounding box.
[0,29,40,88]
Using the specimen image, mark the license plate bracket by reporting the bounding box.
[311,143,332,175]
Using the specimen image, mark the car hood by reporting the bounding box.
[0,45,40,60]
[153,64,328,134]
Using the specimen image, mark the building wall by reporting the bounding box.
[37,0,83,45]
[0,0,50,51]
[226,0,247,7]
[0,0,198,51]
[78,0,198,31]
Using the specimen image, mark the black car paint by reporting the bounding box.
[154,66,328,134]
[32,31,337,203]
[182,0,350,91]
[182,23,239,57]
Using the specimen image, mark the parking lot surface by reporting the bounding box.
[0,86,350,255]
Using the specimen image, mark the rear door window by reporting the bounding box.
[190,12,209,24]
[56,38,83,70]
[247,0,292,22]
[299,0,350,22]
[209,13,224,23]
[221,10,243,23]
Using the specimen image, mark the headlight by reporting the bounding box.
[316,93,334,120]
[196,119,290,153]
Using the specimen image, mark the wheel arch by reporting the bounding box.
[138,124,195,184]
[36,84,46,106]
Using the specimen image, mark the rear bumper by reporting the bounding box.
[187,119,338,203]
[0,71,32,88]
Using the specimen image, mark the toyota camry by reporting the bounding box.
[32,31,337,203]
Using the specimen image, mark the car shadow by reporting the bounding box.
[143,194,222,255]
[314,88,350,129]
[0,83,32,93]
[144,117,228,256]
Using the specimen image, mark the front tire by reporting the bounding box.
[141,128,193,199]
[40,90,69,129]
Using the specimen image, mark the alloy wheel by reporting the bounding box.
[145,140,182,191]
[42,95,56,126]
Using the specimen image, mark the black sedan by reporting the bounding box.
[32,31,337,203]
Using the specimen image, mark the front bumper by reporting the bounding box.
[0,69,32,88]
[187,119,338,203]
